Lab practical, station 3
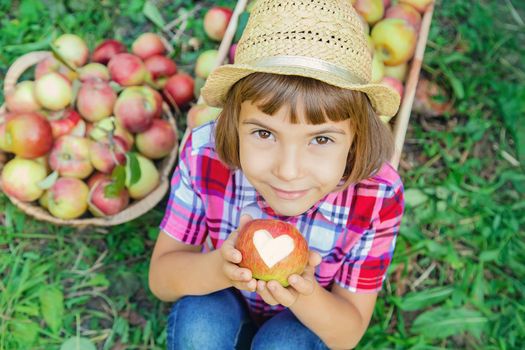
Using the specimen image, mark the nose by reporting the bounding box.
[273,144,303,181]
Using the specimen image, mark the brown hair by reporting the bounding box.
[215,73,394,188]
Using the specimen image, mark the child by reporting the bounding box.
[149,0,404,349]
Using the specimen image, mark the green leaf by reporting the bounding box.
[404,188,429,207]
[411,307,488,339]
[39,286,64,334]
[125,152,141,187]
[398,287,454,311]
[105,165,126,198]
[10,319,39,348]
[37,170,59,190]
[233,11,250,43]
[60,337,97,350]
[143,0,165,28]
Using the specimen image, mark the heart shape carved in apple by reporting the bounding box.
[253,229,294,268]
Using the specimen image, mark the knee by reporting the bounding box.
[166,291,247,350]
[251,310,328,350]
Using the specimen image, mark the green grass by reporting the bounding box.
[1,0,524,349]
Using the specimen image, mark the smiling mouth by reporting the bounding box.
[271,186,309,200]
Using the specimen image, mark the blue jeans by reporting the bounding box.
[167,288,329,350]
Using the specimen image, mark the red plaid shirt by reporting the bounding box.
[160,122,404,318]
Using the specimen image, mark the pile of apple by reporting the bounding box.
[0,32,180,220]
[352,0,434,122]
[184,5,236,131]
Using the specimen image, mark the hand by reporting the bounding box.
[219,214,257,292]
[256,250,322,307]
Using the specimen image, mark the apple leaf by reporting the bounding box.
[49,42,77,72]
[39,286,64,334]
[234,11,250,43]
[143,0,165,28]
[60,337,96,350]
[105,165,126,198]
[70,79,82,107]
[125,152,141,187]
[37,170,59,190]
[108,81,123,93]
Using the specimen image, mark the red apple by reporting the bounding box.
[53,33,89,68]
[78,63,110,82]
[195,50,219,79]
[5,81,40,113]
[204,7,233,41]
[4,112,53,158]
[163,73,195,108]
[34,55,77,82]
[131,33,166,60]
[235,219,309,287]
[399,0,433,13]
[144,55,177,88]
[49,135,93,179]
[186,104,222,129]
[92,39,127,64]
[382,0,391,8]
[381,76,404,99]
[384,62,408,82]
[34,72,73,111]
[371,18,417,66]
[385,3,422,32]
[135,119,176,159]
[125,154,160,199]
[89,136,128,174]
[353,0,384,25]
[1,158,47,202]
[86,172,110,189]
[229,43,237,64]
[114,86,157,133]
[108,53,147,86]
[48,109,82,139]
[89,117,134,150]
[88,178,130,217]
[413,78,454,116]
[76,81,117,122]
[47,177,89,219]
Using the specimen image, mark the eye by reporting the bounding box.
[253,129,274,140]
[311,136,333,145]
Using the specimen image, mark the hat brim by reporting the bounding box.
[201,63,401,117]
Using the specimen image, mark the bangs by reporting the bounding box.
[232,73,370,124]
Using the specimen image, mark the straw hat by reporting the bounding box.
[201,0,401,117]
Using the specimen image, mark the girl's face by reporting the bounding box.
[239,100,353,217]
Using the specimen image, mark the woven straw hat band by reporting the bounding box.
[236,0,372,83]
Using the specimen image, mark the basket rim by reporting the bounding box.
[0,51,179,227]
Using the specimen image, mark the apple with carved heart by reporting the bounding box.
[235,219,309,287]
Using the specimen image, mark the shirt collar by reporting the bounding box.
[238,170,351,226]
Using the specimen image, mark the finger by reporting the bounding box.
[234,278,257,293]
[266,280,297,307]
[238,214,253,231]
[221,232,242,263]
[223,262,253,282]
[288,274,316,296]
[256,280,279,306]
[309,251,322,267]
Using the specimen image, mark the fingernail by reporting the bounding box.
[289,276,297,284]
[268,284,275,291]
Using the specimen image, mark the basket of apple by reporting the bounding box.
[0,32,181,226]
[190,0,435,170]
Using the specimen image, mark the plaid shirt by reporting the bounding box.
[160,122,404,318]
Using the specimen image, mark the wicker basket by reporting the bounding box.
[0,51,179,227]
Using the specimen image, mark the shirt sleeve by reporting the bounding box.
[159,134,208,246]
[335,182,405,293]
